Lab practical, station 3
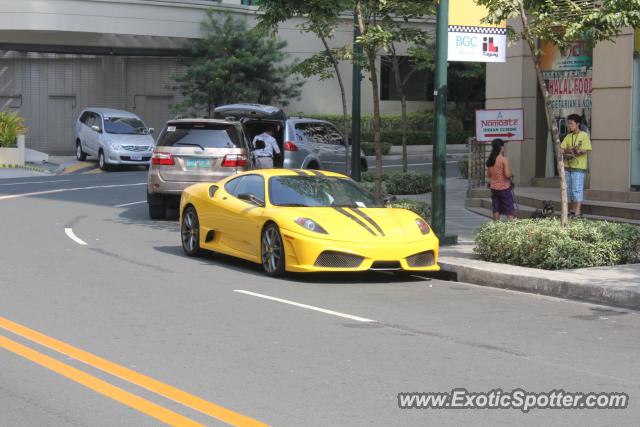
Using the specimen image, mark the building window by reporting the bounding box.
[380,56,432,102]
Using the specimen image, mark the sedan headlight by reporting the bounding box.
[295,217,328,234]
[110,143,124,151]
[415,218,431,235]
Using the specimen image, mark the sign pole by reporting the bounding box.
[351,13,363,182]
[432,0,456,245]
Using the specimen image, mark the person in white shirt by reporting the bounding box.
[251,127,281,169]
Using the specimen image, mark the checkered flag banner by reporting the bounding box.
[448,25,507,35]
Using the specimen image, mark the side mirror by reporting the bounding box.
[238,193,265,207]
[148,128,154,135]
[91,125,102,133]
[254,139,266,150]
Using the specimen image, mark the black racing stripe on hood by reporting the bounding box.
[333,207,377,236]
[305,169,326,176]
[291,169,309,176]
[350,207,385,236]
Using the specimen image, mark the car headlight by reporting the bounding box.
[295,217,328,234]
[415,218,431,235]
[111,143,124,151]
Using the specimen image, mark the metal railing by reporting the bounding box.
[468,137,491,190]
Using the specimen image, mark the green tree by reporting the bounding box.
[477,0,640,225]
[257,0,353,173]
[172,11,302,117]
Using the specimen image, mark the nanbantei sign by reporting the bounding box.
[475,109,524,142]
[448,0,507,63]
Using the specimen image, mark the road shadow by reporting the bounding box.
[153,244,435,284]
[108,205,181,233]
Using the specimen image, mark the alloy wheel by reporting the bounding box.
[181,208,200,256]
[261,225,283,274]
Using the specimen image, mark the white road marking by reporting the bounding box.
[0,179,72,186]
[64,228,88,246]
[0,183,146,201]
[234,290,376,323]
[114,200,146,208]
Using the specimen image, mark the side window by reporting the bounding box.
[295,123,310,144]
[325,124,345,146]
[305,123,330,145]
[225,176,243,196]
[94,114,103,130]
[84,113,94,127]
[79,112,89,124]
[234,175,265,202]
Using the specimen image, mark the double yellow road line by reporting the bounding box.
[0,316,268,427]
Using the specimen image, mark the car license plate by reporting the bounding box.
[130,154,142,161]
[186,158,211,169]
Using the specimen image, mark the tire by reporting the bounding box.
[306,162,319,170]
[98,150,110,171]
[148,202,167,220]
[181,206,202,257]
[76,141,87,161]
[261,223,285,276]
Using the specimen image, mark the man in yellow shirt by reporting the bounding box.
[560,114,591,218]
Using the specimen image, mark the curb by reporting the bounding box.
[438,257,640,310]
[0,163,54,174]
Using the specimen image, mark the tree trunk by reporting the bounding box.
[518,2,569,226]
[320,33,350,175]
[391,50,409,173]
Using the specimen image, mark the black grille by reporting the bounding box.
[120,156,151,161]
[314,251,364,268]
[406,251,435,267]
[370,261,402,270]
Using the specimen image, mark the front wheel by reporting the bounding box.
[261,223,285,276]
[76,141,87,161]
[98,150,110,171]
[181,206,202,257]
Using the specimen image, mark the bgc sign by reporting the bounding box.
[448,27,506,63]
[447,0,507,63]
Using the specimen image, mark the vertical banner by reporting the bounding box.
[448,0,506,62]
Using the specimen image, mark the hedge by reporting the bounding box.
[361,141,392,156]
[361,171,431,195]
[304,111,471,145]
[474,219,640,270]
[387,200,431,221]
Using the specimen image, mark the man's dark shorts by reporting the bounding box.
[491,188,515,216]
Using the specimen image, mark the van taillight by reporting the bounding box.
[222,154,247,167]
[152,152,175,166]
[284,141,298,151]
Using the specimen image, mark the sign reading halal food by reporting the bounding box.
[475,109,524,142]
[448,0,507,63]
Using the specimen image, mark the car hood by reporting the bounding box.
[104,134,154,145]
[274,206,434,243]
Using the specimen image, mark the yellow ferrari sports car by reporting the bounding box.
[179,169,439,276]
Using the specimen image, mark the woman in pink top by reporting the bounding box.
[485,139,515,220]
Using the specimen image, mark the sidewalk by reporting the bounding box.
[437,179,640,310]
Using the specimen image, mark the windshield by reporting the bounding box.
[104,117,148,135]
[269,176,383,208]
[157,123,241,149]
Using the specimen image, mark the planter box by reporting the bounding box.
[0,147,22,165]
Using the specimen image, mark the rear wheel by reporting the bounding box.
[148,202,167,220]
[261,223,285,276]
[76,141,87,161]
[181,206,202,257]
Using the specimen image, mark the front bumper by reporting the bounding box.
[107,148,152,165]
[279,228,440,273]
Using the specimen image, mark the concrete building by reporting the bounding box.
[0,0,433,154]
[486,26,640,196]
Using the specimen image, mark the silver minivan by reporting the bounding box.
[147,119,250,219]
[214,104,368,173]
[75,108,155,170]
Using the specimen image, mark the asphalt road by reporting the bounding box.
[367,155,463,176]
[1,169,639,427]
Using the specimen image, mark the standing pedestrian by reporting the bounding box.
[486,138,515,220]
[561,114,591,218]
[251,126,280,169]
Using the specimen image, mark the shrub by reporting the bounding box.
[387,200,431,221]
[474,219,640,270]
[458,160,469,179]
[361,141,392,156]
[358,180,388,196]
[361,171,431,195]
[0,111,27,147]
